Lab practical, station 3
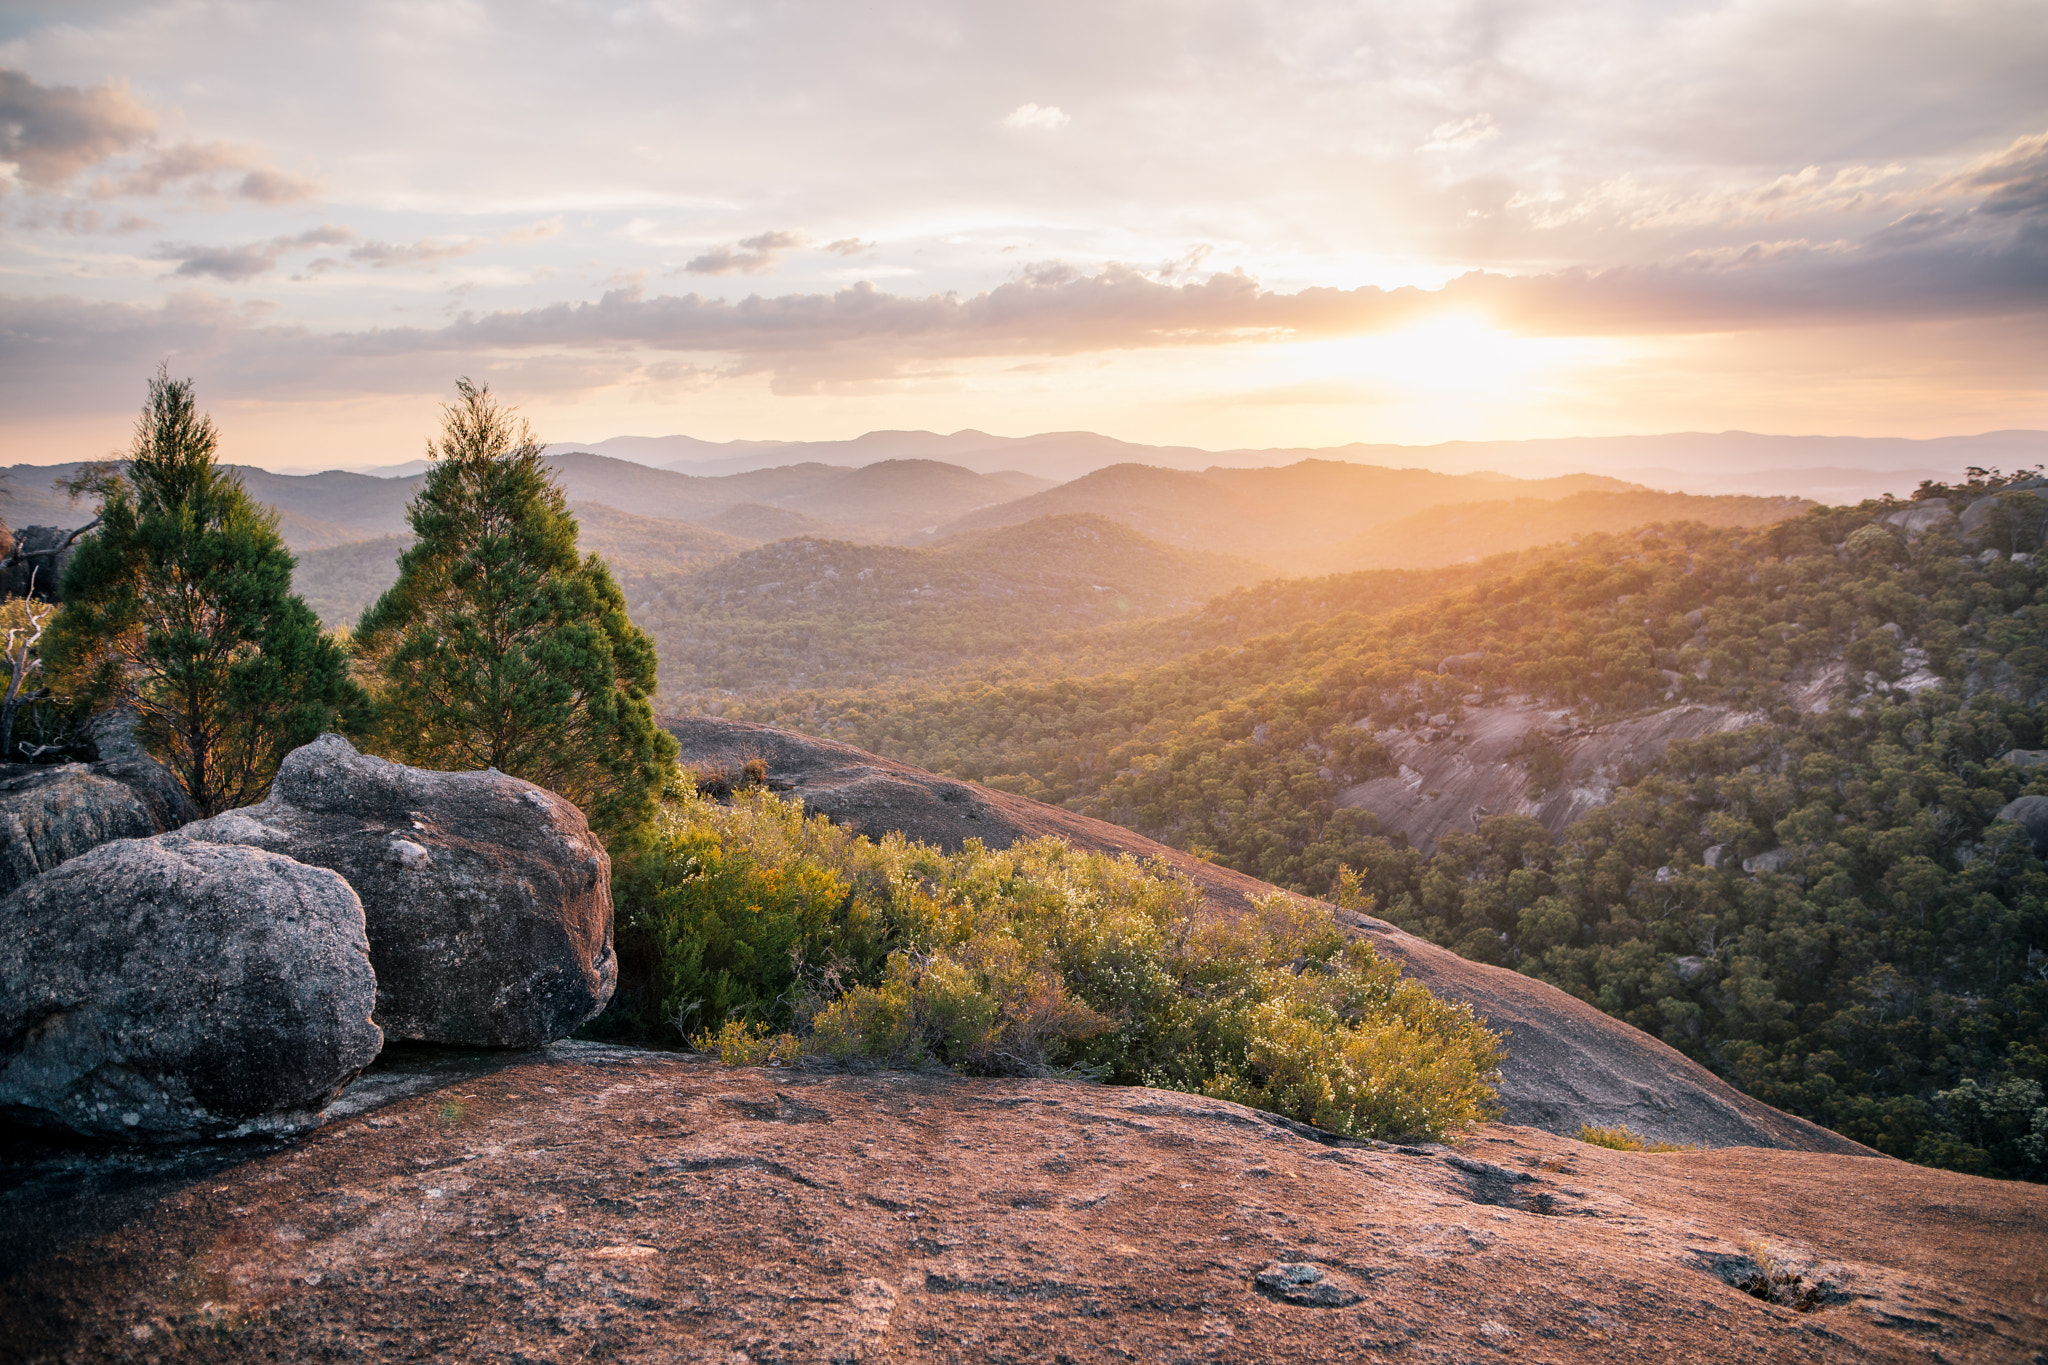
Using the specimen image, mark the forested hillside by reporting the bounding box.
[292,503,756,629]
[932,459,1638,573]
[1321,489,1810,571]
[736,491,2048,1178]
[629,514,1268,696]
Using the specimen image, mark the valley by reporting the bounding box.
[4,438,2043,1186]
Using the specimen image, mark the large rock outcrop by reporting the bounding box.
[666,716,1870,1154]
[1335,699,1767,852]
[6,1048,2043,1363]
[184,734,615,1048]
[0,835,380,1140]
[1996,794,2048,854]
[0,751,198,897]
[0,522,93,601]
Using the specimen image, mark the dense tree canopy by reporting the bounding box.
[43,369,358,813]
[738,505,2048,1178]
[353,379,676,838]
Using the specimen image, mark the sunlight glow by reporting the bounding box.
[1289,316,1613,397]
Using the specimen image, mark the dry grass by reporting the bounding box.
[1575,1122,1701,1153]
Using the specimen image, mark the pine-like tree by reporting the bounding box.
[44,367,361,813]
[353,378,677,838]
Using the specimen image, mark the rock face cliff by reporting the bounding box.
[1336,699,1764,852]
[664,716,1867,1156]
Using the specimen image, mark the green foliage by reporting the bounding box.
[352,379,677,838]
[606,796,894,1040]
[1915,1076,2048,1178]
[1575,1123,1696,1153]
[636,514,1267,703]
[42,369,358,812]
[730,505,2048,1179]
[601,782,1504,1142]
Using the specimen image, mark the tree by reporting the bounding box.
[42,367,361,812]
[352,378,677,838]
[1,590,53,761]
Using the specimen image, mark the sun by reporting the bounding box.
[1295,315,1585,396]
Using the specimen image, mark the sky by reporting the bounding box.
[1,0,2044,471]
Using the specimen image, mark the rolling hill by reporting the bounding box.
[3,454,1038,553]
[629,513,1270,697]
[290,502,759,629]
[731,498,2048,1179]
[1315,488,1813,572]
[547,427,2047,499]
[932,459,1638,572]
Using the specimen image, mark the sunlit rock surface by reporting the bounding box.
[3,1045,2041,1363]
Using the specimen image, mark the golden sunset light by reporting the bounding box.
[4,11,2047,1359]
[1,2,2042,471]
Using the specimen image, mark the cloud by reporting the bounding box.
[14,205,155,234]
[1421,114,1498,152]
[0,74,313,204]
[1155,243,1215,279]
[151,226,484,279]
[93,140,257,196]
[348,236,480,268]
[0,68,155,191]
[153,225,355,280]
[684,229,806,275]
[1953,129,2048,218]
[1514,160,1917,233]
[1002,103,1069,131]
[87,139,322,203]
[236,168,322,204]
[500,215,564,243]
[825,237,875,255]
[12,153,2044,409]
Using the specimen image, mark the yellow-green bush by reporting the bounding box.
[614,781,1504,1142]
[1575,1122,1697,1153]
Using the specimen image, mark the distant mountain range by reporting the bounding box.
[468,427,2048,503]
[0,436,1933,659]
[4,448,1825,637]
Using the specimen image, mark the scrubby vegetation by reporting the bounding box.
[1575,1123,1697,1153]
[595,779,1504,1142]
[733,502,2048,1179]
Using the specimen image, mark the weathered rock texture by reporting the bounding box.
[184,734,615,1048]
[0,521,91,601]
[1996,794,2048,854]
[1880,500,1956,537]
[0,834,380,1140]
[1957,484,2048,544]
[3,1046,2041,1363]
[666,717,1868,1155]
[0,747,197,897]
[1337,700,1765,852]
